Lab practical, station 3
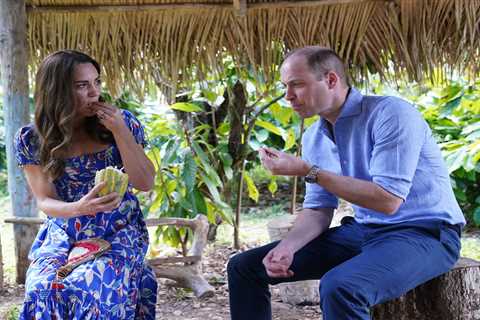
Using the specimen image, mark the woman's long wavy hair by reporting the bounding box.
[34,50,113,180]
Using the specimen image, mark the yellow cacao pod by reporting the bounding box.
[94,166,129,198]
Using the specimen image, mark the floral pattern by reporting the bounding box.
[14,110,157,319]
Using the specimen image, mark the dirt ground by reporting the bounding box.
[154,244,322,320]
[0,244,321,320]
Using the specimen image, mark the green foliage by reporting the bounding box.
[461,238,480,261]
[183,56,303,202]
[5,306,20,320]
[144,113,233,249]
[101,91,143,117]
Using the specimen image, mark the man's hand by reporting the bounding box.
[262,244,295,278]
[259,147,311,176]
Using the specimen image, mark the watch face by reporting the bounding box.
[305,166,318,183]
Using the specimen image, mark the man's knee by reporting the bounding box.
[320,271,368,306]
[227,251,256,278]
[227,252,243,277]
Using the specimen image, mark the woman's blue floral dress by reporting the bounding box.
[14,110,157,319]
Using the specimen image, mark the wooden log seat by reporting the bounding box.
[372,257,480,320]
[4,214,214,298]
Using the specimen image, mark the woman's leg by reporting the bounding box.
[135,264,158,320]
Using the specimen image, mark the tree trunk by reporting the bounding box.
[0,231,3,290]
[372,257,480,320]
[0,0,38,284]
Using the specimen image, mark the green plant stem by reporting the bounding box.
[234,161,246,249]
[290,119,304,214]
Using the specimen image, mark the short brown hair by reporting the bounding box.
[284,46,350,87]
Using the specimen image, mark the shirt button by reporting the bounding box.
[343,160,347,164]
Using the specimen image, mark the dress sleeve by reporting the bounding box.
[14,126,40,166]
[121,110,148,147]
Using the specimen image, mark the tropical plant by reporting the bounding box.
[165,56,313,248]
[144,111,233,254]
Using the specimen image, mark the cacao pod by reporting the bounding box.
[94,166,129,198]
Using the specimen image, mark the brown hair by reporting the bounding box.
[284,46,350,87]
[34,50,113,180]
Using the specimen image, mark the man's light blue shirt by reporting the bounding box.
[302,88,466,226]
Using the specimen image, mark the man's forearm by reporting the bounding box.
[277,208,333,253]
[314,169,402,214]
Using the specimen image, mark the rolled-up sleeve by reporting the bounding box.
[303,182,339,209]
[369,98,426,200]
[301,124,339,209]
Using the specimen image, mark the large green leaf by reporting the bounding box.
[201,172,222,203]
[182,151,197,190]
[255,119,285,137]
[270,103,293,126]
[243,171,259,202]
[284,128,296,150]
[193,189,208,215]
[169,102,203,112]
[162,140,180,166]
[473,207,480,227]
[445,147,468,173]
[268,176,278,196]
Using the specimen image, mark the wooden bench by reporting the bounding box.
[4,214,214,298]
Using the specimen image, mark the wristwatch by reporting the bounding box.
[304,165,321,184]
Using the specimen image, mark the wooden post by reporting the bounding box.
[0,0,38,284]
[0,230,3,290]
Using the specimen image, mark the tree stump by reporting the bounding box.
[267,214,320,305]
[372,257,480,320]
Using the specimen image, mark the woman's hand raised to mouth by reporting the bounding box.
[91,102,126,135]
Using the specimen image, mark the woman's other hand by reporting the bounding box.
[73,182,121,217]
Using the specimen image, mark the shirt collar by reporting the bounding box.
[319,87,363,131]
[337,87,363,119]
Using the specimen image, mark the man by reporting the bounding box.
[227,46,465,320]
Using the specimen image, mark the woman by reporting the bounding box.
[14,50,157,319]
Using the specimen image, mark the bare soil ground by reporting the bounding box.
[0,244,322,320]
[154,244,321,320]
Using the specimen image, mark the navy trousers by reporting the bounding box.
[227,217,461,320]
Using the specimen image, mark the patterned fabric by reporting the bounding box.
[14,110,157,320]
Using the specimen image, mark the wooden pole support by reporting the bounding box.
[0,0,38,284]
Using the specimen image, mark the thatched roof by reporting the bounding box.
[26,0,480,97]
